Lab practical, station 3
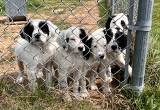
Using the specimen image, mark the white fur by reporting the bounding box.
[106,13,132,77]
[80,28,112,98]
[51,26,86,100]
[15,19,60,91]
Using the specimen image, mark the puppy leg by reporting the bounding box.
[58,69,71,101]
[89,70,98,91]
[16,60,25,83]
[28,67,38,92]
[80,71,89,98]
[116,53,132,76]
[72,71,82,99]
[99,65,112,94]
[43,61,53,90]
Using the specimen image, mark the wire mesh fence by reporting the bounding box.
[0,0,153,109]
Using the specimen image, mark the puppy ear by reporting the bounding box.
[121,20,128,29]
[105,17,112,29]
[105,15,116,29]
[20,22,34,42]
[117,34,127,50]
[83,37,92,60]
[79,28,88,43]
[39,21,49,36]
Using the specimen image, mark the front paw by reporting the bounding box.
[72,92,83,100]
[90,84,98,91]
[80,90,90,98]
[16,75,24,84]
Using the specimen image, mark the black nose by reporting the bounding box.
[78,47,83,51]
[111,45,118,50]
[34,33,41,39]
[99,54,104,59]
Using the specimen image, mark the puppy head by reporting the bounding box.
[20,20,50,45]
[104,28,127,53]
[60,26,86,53]
[89,28,107,60]
[106,13,129,32]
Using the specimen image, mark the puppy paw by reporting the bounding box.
[80,90,90,98]
[73,92,83,100]
[16,76,24,84]
[91,85,98,91]
[36,71,43,78]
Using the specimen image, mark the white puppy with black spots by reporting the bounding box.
[15,19,60,92]
[52,26,87,100]
[80,28,112,98]
[104,13,132,77]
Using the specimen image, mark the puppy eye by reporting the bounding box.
[70,38,75,41]
[94,45,97,48]
[104,44,106,47]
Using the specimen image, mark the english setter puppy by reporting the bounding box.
[15,19,60,92]
[52,26,87,100]
[80,28,112,98]
[104,13,132,77]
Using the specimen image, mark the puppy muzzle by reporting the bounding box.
[78,45,85,52]
[98,52,106,59]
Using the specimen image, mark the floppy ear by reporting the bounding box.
[83,37,92,60]
[20,22,34,42]
[79,28,88,43]
[117,33,127,50]
[39,21,49,36]
[105,15,116,29]
[79,28,91,60]
[121,20,128,29]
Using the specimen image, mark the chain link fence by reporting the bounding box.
[0,0,153,109]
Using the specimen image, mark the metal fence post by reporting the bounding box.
[5,0,27,21]
[111,0,115,15]
[107,0,115,16]
[131,0,154,94]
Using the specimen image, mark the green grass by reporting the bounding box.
[0,0,5,15]
[134,0,160,109]
[97,0,108,27]
[0,78,96,110]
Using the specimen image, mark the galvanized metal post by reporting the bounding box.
[5,0,27,21]
[108,0,114,16]
[111,0,115,15]
[131,0,154,94]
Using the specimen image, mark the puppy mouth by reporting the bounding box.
[31,40,43,45]
[35,39,43,42]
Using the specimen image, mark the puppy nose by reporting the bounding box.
[34,33,41,39]
[111,45,118,50]
[78,47,83,51]
[99,54,104,59]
